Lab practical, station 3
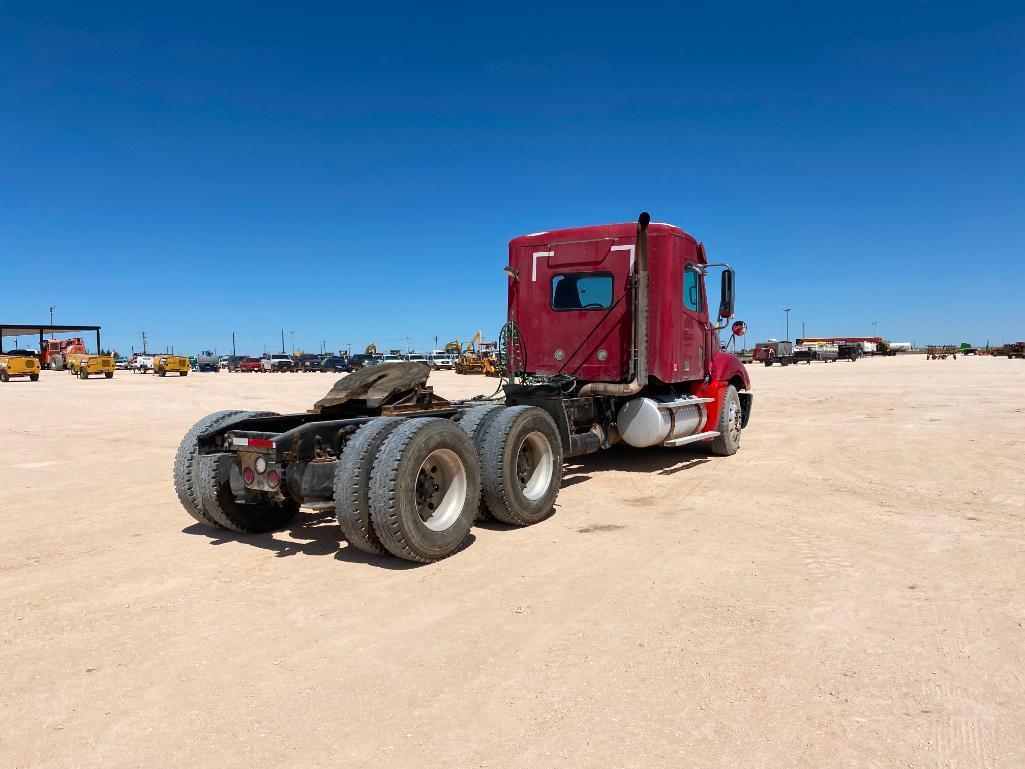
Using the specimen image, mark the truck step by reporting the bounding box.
[662,431,719,448]
[656,396,713,409]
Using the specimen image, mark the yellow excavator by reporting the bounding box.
[365,342,378,356]
[444,340,461,356]
[480,341,500,377]
[455,331,486,375]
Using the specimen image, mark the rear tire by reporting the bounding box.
[479,406,562,526]
[709,385,742,457]
[197,455,299,533]
[158,368,166,377]
[370,418,480,562]
[104,372,114,379]
[457,404,506,520]
[30,373,39,382]
[0,370,8,382]
[173,410,275,528]
[333,417,406,555]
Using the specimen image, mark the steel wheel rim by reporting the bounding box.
[518,431,554,501]
[415,448,467,532]
[728,398,742,444]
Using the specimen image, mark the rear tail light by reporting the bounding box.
[267,469,281,488]
[243,467,256,485]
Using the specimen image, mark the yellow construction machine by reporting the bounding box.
[455,331,486,374]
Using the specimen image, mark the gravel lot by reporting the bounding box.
[2,357,1023,768]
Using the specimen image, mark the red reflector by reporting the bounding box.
[243,467,256,485]
[249,438,274,449]
[267,469,280,488]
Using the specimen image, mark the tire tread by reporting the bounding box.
[334,417,406,554]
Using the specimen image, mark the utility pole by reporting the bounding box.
[434,335,439,350]
[406,336,411,355]
[290,331,295,355]
[802,321,806,340]
[232,332,236,357]
[141,331,148,354]
[784,308,791,341]
[280,329,285,354]
[49,305,55,326]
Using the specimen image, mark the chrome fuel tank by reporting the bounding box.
[616,395,708,448]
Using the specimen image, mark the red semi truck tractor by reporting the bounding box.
[172,213,752,563]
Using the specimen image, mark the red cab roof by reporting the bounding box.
[509,221,692,248]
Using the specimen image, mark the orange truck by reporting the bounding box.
[41,337,86,371]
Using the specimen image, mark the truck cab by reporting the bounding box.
[507,220,748,391]
[504,214,751,455]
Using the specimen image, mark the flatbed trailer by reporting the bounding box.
[926,345,958,360]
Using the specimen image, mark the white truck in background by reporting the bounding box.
[262,354,295,372]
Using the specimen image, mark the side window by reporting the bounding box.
[551,272,613,310]
[683,266,704,313]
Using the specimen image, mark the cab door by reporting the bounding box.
[681,261,709,379]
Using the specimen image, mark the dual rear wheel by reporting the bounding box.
[174,405,563,564]
[173,410,299,534]
[335,406,562,562]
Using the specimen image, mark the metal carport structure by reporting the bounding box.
[0,324,102,355]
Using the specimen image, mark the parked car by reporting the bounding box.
[381,353,403,364]
[320,356,352,373]
[261,354,294,372]
[296,354,324,372]
[404,352,428,364]
[348,354,377,370]
[115,357,132,370]
[239,357,263,373]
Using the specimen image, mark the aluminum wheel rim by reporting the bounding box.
[415,448,467,532]
[518,431,554,501]
[728,398,742,444]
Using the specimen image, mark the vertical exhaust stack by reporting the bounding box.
[578,212,650,397]
[633,211,650,388]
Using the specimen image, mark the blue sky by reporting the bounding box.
[2,1,1023,355]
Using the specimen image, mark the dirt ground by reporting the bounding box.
[2,356,1024,769]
